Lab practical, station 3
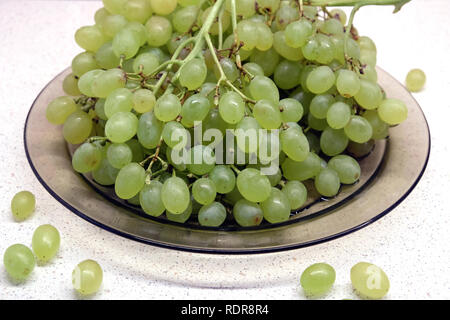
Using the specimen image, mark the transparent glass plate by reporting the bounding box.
[24,67,430,254]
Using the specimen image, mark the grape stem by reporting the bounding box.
[303,0,410,13]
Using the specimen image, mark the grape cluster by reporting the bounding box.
[46,0,409,227]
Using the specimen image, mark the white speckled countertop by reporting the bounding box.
[0,0,449,300]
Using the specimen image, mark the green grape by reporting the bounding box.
[266,167,282,186]
[236,168,271,203]
[133,52,159,75]
[63,73,82,96]
[308,112,328,131]
[46,96,77,125]
[166,147,188,171]
[363,110,389,140]
[327,101,351,129]
[112,28,140,59]
[233,199,263,227]
[279,98,303,123]
[213,57,239,82]
[253,99,282,129]
[146,16,173,47]
[72,142,102,173]
[299,65,314,92]
[126,139,145,162]
[161,176,190,214]
[162,121,189,149]
[209,165,236,194]
[310,94,334,119]
[254,21,273,51]
[102,0,126,14]
[224,185,244,205]
[315,168,340,197]
[377,99,408,125]
[235,117,260,154]
[122,58,136,73]
[256,0,280,12]
[122,0,152,23]
[329,8,347,24]
[302,34,335,65]
[320,18,344,37]
[282,180,307,210]
[249,76,279,104]
[201,7,230,36]
[105,111,139,143]
[306,131,320,154]
[351,262,390,299]
[273,31,303,61]
[275,4,299,30]
[78,69,104,97]
[328,154,361,184]
[101,14,128,39]
[236,20,258,50]
[166,199,192,223]
[192,178,217,205]
[261,187,290,224]
[181,94,210,127]
[274,60,302,90]
[124,22,148,46]
[344,115,373,143]
[290,87,313,113]
[139,181,166,217]
[360,49,377,67]
[320,126,348,156]
[187,145,216,175]
[173,5,198,33]
[225,0,256,18]
[180,58,208,90]
[198,202,227,227]
[72,260,103,295]
[115,162,145,199]
[10,191,35,221]
[107,143,133,169]
[167,32,188,55]
[94,7,111,27]
[92,158,119,185]
[280,125,309,162]
[281,152,321,181]
[94,100,106,121]
[218,92,245,125]
[360,64,378,83]
[3,244,35,280]
[300,263,336,297]
[92,68,126,98]
[250,48,280,76]
[358,36,377,53]
[63,111,93,144]
[150,0,177,15]
[243,62,265,78]
[405,68,426,92]
[133,89,156,113]
[31,224,60,262]
[74,25,106,52]
[354,79,383,110]
[347,140,375,158]
[284,20,313,48]
[95,42,121,69]
[154,94,181,122]
[104,88,133,118]
[137,111,164,149]
[332,36,360,64]
[336,69,361,98]
[306,66,336,94]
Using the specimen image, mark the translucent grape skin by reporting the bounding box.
[209,165,236,194]
[315,168,341,197]
[326,101,351,129]
[105,111,139,143]
[249,76,280,104]
[133,89,156,113]
[3,244,36,281]
[72,259,103,295]
[280,124,310,162]
[137,111,164,149]
[233,199,264,227]
[306,66,336,94]
[10,191,35,221]
[198,202,227,227]
[63,73,82,96]
[192,178,217,205]
[115,162,146,199]
[405,68,426,92]
[219,91,245,125]
[344,115,373,143]
[261,187,291,224]
[32,224,61,262]
[351,262,390,299]
[46,96,77,125]
[154,94,182,122]
[161,176,190,214]
[236,168,271,203]
[253,99,282,129]
[282,152,322,181]
[179,58,208,90]
[328,155,361,184]
[377,98,408,125]
[72,142,103,173]
[300,263,336,297]
[107,143,133,169]
[282,180,307,210]
[320,127,349,156]
[139,181,166,217]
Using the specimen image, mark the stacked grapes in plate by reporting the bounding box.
[45,0,409,228]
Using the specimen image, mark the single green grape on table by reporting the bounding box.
[32,224,61,263]
[300,263,336,297]
[44,0,412,227]
[11,191,36,221]
[350,262,390,299]
[3,244,36,281]
[72,259,103,295]
[405,68,426,92]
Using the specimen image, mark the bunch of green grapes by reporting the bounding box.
[46,0,410,227]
